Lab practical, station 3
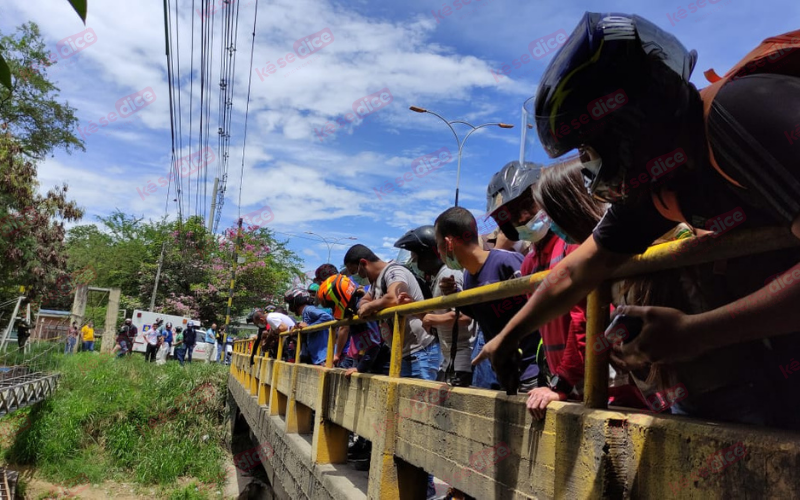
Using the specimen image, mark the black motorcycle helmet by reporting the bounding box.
[534,12,698,202]
[486,161,543,240]
[394,225,437,255]
[394,225,442,276]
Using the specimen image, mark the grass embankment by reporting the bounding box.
[1,350,231,498]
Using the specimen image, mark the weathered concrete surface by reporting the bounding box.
[230,374,368,500]
[231,354,800,499]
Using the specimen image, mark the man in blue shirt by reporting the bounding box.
[435,206,541,394]
[285,288,334,366]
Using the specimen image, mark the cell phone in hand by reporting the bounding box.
[606,314,644,344]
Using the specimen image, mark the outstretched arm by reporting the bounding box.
[474,236,631,381]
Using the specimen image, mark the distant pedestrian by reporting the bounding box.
[81,321,95,352]
[216,325,226,363]
[124,318,137,356]
[114,325,129,358]
[174,326,186,366]
[65,321,78,354]
[144,319,162,363]
[184,321,197,363]
[204,324,217,361]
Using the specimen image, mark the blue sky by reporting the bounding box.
[3,0,799,278]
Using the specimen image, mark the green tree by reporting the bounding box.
[0,23,84,159]
[0,134,83,303]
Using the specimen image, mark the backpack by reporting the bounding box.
[652,29,800,223]
[379,262,433,300]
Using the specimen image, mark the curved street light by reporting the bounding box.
[409,106,514,207]
[304,232,358,264]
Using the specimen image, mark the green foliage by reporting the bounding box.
[65,211,304,324]
[0,23,84,159]
[2,352,229,489]
[0,134,83,304]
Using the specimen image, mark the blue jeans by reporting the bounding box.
[401,355,421,378]
[176,346,187,366]
[82,341,94,352]
[416,342,442,381]
[216,342,224,362]
[471,329,500,390]
[65,337,76,354]
[186,344,195,362]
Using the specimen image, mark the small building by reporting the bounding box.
[33,309,71,342]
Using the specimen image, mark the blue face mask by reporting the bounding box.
[515,211,551,242]
[550,221,577,244]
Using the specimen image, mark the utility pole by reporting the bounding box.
[150,242,166,311]
[208,177,219,233]
[225,218,244,332]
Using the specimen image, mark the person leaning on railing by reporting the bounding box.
[528,159,695,417]
[434,207,541,394]
[475,12,800,430]
[285,288,334,366]
[345,244,439,380]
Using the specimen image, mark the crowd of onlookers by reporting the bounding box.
[63,317,235,366]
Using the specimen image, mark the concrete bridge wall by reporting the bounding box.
[229,352,800,499]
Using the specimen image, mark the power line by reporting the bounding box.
[237,0,259,218]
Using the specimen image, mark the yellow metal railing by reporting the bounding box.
[229,227,799,497]
[233,226,798,404]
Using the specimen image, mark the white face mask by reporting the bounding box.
[515,211,551,242]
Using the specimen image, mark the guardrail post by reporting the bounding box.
[258,353,271,406]
[285,331,313,434]
[312,330,348,464]
[584,287,611,409]
[249,352,260,396]
[269,336,287,417]
[367,312,426,499]
[325,326,335,369]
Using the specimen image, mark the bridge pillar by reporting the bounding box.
[311,370,348,464]
[285,364,314,434]
[69,284,88,353]
[100,288,121,354]
[367,313,428,499]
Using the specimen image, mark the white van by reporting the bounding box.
[130,310,215,362]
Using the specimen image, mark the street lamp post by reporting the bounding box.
[409,106,514,207]
[304,232,358,263]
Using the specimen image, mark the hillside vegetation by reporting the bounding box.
[1,352,231,498]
